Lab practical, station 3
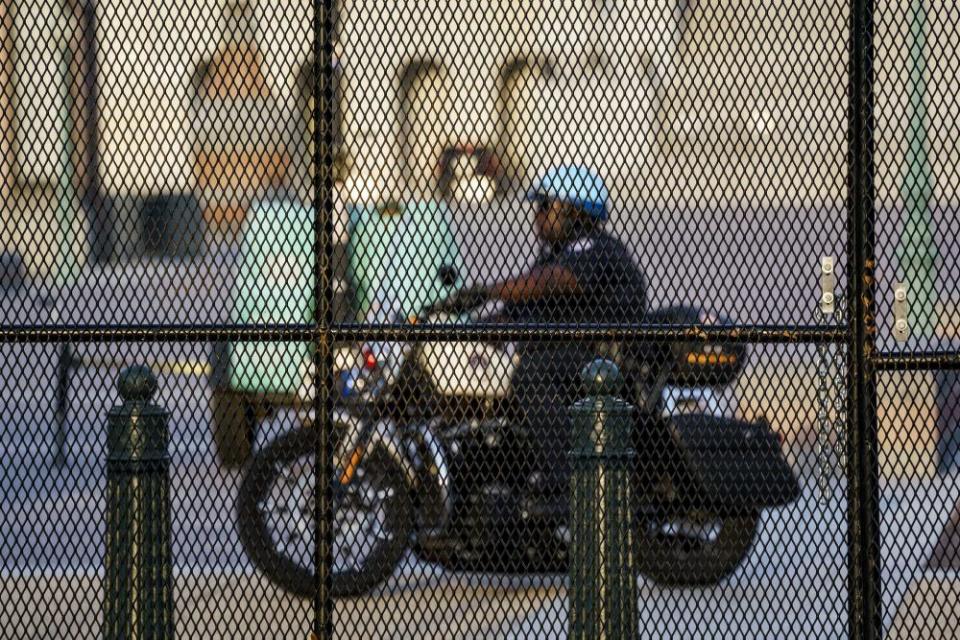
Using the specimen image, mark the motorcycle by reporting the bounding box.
[236,297,800,598]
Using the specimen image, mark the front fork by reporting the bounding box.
[325,409,453,537]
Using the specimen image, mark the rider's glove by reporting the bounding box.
[454,284,490,310]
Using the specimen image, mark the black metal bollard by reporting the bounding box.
[568,359,638,640]
[103,366,175,639]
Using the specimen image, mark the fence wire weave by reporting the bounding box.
[1,1,959,639]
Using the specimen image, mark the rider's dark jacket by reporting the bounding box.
[504,229,647,489]
[504,229,646,327]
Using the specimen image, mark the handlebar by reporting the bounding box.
[422,286,490,317]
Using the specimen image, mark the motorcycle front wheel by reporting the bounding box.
[236,427,413,598]
[635,507,760,586]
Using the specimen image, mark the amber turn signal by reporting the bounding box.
[686,352,738,366]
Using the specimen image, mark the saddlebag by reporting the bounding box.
[668,414,800,510]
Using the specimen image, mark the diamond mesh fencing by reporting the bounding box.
[0,0,957,639]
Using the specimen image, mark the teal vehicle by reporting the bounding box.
[347,199,464,322]
[210,196,464,467]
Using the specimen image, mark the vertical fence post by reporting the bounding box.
[311,0,336,637]
[568,359,638,639]
[103,366,174,640]
[847,0,883,637]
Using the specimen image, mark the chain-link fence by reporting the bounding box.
[1,0,958,638]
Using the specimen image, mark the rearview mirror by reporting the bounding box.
[438,265,459,287]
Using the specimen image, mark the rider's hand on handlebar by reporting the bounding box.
[456,285,491,309]
[432,285,490,315]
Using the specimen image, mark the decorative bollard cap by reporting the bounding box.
[108,365,169,463]
[571,359,633,457]
[118,365,158,403]
[581,359,623,397]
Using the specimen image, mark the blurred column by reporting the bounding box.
[53,47,80,467]
[56,47,82,286]
[64,0,113,263]
[897,0,939,339]
[0,0,13,197]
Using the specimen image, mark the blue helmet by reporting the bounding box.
[525,164,610,221]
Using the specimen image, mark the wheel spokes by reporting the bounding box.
[258,452,399,575]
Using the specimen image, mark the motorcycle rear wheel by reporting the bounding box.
[236,427,413,598]
[635,508,760,586]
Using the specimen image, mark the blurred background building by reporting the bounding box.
[4,0,959,273]
[1,0,958,473]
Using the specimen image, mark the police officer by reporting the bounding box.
[464,164,647,495]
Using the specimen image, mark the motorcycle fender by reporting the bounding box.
[332,409,417,487]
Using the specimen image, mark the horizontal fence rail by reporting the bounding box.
[0,323,849,344]
[874,352,960,371]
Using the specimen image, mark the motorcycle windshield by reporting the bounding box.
[348,200,465,322]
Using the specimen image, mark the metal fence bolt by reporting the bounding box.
[568,359,638,639]
[104,366,175,640]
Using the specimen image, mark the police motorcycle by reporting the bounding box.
[235,289,801,598]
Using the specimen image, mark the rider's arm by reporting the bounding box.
[487,265,581,303]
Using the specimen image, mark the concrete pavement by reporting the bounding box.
[2,360,958,638]
[5,199,957,338]
[3,477,958,638]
